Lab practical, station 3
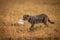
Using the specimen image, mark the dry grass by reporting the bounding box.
[0,0,60,40]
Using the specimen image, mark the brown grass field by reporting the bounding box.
[0,0,60,40]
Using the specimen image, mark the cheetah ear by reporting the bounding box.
[24,15,29,17]
[23,15,29,17]
[26,15,29,17]
[26,15,30,20]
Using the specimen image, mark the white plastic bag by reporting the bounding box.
[18,19,24,24]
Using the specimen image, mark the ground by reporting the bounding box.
[0,0,60,40]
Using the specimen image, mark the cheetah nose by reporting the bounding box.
[18,19,24,24]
